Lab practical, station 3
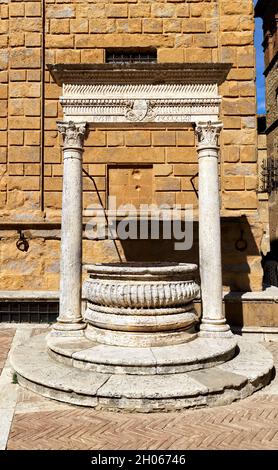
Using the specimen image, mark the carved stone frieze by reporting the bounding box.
[59,83,222,124]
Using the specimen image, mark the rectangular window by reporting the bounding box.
[105,49,157,64]
[0,301,58,323]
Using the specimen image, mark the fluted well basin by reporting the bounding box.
[83,262,200,347]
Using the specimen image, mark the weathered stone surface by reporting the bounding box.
[85,324,197,348]
[97,373,208,399]
[47,336,94,357]
[188,367,247,391]
[256,0,278,244]
[152,337,237,367]
[10,333,273,412]
[85,308,197,332]
[47,334,237,375]
[11,335,110,395]
[73,344,156,367]
[83,262,199,346]
[84,263,199,309]
[218,338,274,382]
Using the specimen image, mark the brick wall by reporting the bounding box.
[0,0,267,294]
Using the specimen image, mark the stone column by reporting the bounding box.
[195,121,231,336]
[53,121,87,334]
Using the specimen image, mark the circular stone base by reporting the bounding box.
[84,304,197,332]
[47,334,237,375]
[10,333,274,412]
[85,323,198,348]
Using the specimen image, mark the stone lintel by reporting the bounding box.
[47,62,232,86]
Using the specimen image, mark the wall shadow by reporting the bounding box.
[115,215,261,327]
[262,239,278,287]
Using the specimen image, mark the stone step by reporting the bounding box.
[47,334,237,375]
[10,333,274,412]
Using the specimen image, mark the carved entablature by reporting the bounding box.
[48,63,231,125]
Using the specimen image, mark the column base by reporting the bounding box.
[51,320,86,337]
[199,320,233,338]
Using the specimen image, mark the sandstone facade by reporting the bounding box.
[0,0,266,293]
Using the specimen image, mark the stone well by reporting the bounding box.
[43,261,241,378]
[11,260,273,410]
[10,63,274,411]
[83,262,199,347]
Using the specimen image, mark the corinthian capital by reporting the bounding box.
[195,121,222,148]
[57,121,87,150]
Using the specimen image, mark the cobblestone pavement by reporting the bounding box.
[1,326,278,450]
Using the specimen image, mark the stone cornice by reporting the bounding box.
[47,63,231,86]
[48,63,231,124]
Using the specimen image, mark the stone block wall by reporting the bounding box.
[265,60,278,240]
[0,0,42,220]
[46,127,198,213]
[265,64,278,136]
[257,131,270,256]
[0,0,267,294]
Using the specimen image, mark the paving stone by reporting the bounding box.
[7,396,278,450]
